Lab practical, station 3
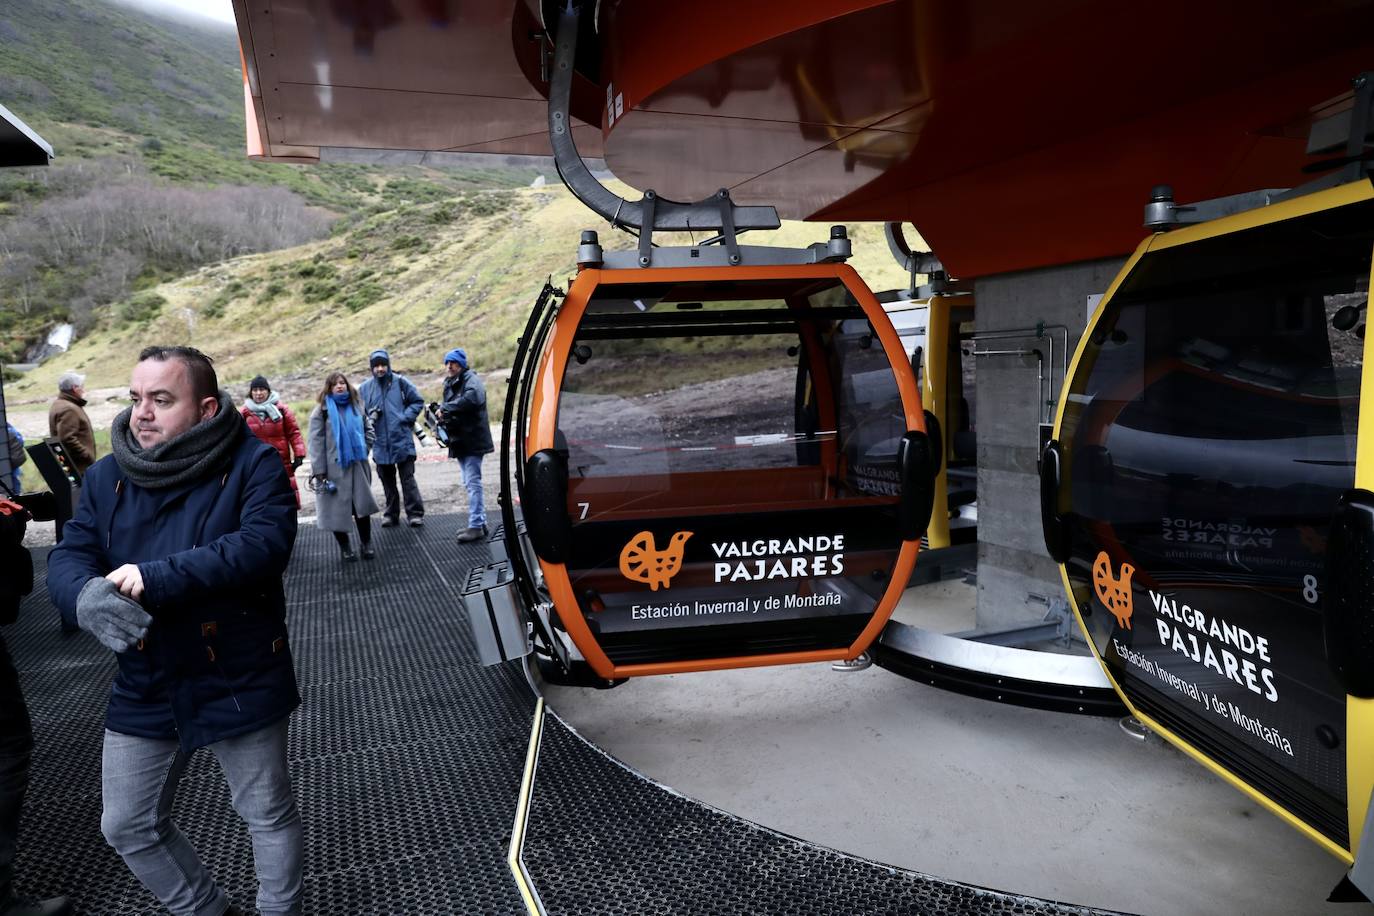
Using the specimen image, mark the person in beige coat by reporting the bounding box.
[308,372,381,561]
[48,371,97,474]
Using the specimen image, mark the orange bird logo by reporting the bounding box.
[1092,551,1135,629]
[619,531,693,591]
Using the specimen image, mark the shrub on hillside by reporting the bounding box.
[258,280,286,303]
[465,191,513,217]
[116,291,166,326]
[293,261,337,279]
[202,280,246,319]
[301,279,338,303]
[341,282,384,313]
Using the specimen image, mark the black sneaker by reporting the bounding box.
[0,894,73,916]
[380,517,400,528]
[408,517,424,528]
[361,543,376,560]
[341,547,358,562]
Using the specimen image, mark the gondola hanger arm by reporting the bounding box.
[546,2,780,241]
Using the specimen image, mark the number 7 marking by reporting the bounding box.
[577,502,590,520]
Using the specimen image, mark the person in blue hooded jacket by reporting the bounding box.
[358,348,426,527]
[46,346,301,916]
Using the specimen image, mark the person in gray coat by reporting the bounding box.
[308,372,381,561]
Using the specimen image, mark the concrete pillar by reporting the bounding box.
[971,257,1126,629]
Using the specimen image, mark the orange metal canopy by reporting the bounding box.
[233,0,1374,278]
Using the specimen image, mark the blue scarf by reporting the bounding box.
[327,392,368,468]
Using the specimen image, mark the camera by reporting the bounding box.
[419,402,450,447]
[310,476,338,495]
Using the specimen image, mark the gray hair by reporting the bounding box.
[57,371,86,393]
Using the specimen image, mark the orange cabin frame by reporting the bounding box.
[524,262,925,679]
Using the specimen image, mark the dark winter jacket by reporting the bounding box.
[359,349,424,465]
[241,402,307,506]
[46,431,300,752]
[442,368,494,458]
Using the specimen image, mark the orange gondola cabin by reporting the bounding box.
[509,234,933,682]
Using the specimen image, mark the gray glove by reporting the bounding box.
[76,577,152,653]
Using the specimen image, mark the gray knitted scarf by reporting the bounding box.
[244,391,282,422]
[111,389,244,489]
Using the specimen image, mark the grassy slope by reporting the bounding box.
[7,183,913,409]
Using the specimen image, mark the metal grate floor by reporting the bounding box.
[9,517,1125,915]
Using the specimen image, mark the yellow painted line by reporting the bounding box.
[508,696,547,915]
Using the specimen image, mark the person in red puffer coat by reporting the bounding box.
[240,375,306,508]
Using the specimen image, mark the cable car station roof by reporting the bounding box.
[232,0,1374,279]
[0,102,53,168]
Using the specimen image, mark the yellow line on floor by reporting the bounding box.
[508,695,547,915]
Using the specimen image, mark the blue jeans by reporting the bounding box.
[458,454,486,529]
[101,719,303,916]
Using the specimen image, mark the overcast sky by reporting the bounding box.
[111,0,237,27]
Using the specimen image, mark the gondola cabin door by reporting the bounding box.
[523,264,929,679]
[1043,178,1374,862]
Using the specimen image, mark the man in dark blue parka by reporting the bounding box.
[359,348,426,527]
[47,346,301,916]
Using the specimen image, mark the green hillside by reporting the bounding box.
[6,182,911,412]
[0,0,538,362]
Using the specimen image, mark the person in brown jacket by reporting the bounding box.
[48,372,97,474]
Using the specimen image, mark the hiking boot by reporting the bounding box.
[0,894,73,916]
[360,542,376,560]
[456,526,486,543]
[380,517,400,528]
[408,517,424,528]
[340,546,358,561]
